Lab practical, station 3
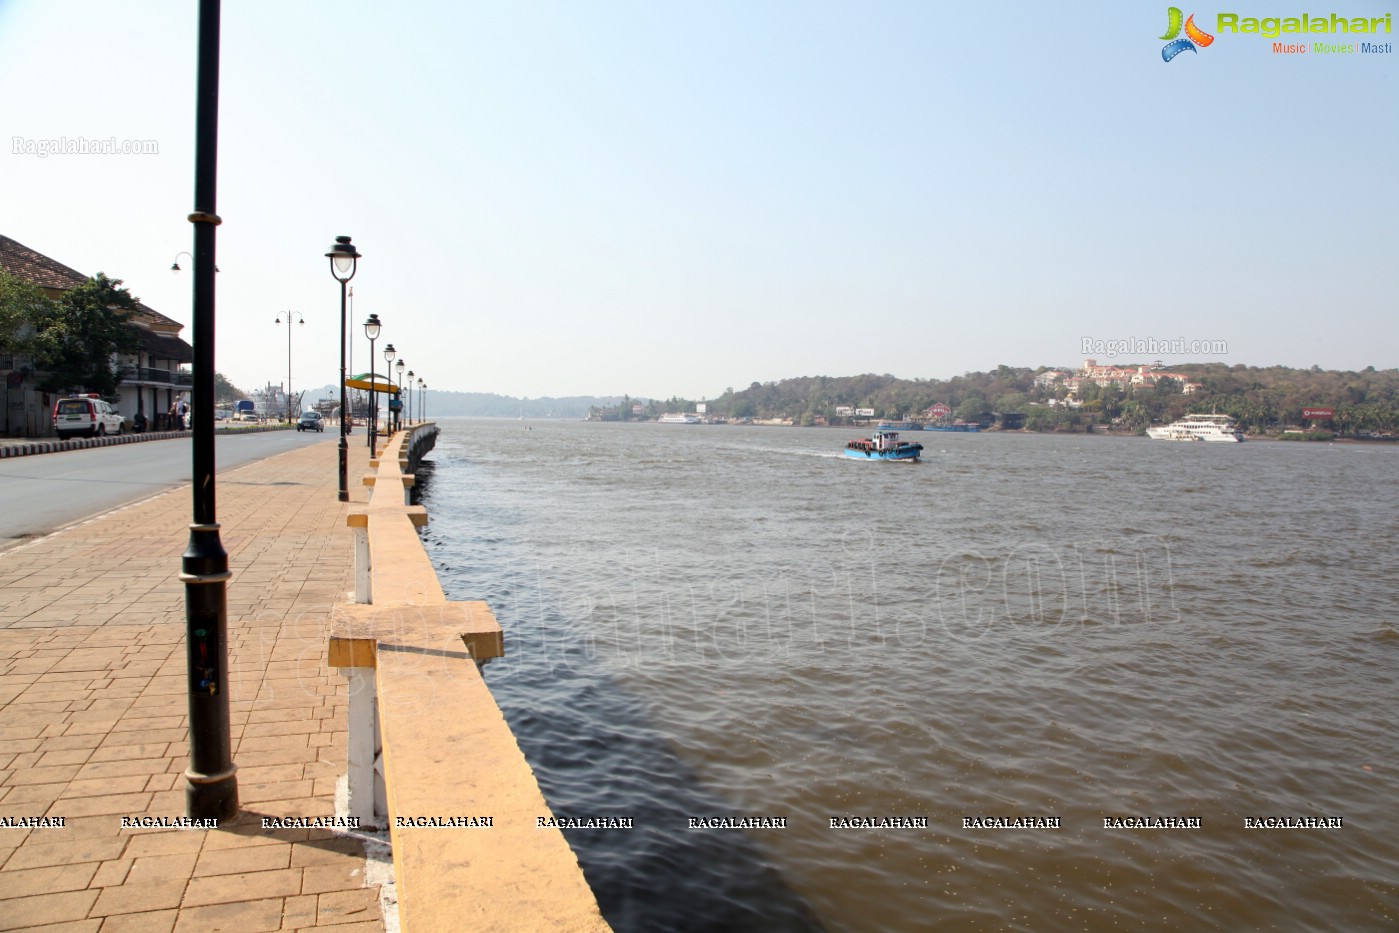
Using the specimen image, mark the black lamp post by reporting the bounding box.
[417,377,425,423]
[406,370,414,425]
[395,359,405,431]
[274,311,303,423]
[364,314,381,451]
[382,343,396,433]
[325,236,360,502]
[182,0,237,822]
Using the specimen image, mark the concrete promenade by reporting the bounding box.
[0,439,387,931]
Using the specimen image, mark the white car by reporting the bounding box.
[53,395,125,439]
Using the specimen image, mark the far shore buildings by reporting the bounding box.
[0,234,192,437]
[1040,359,1203,400]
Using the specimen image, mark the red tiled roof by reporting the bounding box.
[0,233,181,330]
[0,234,87,291]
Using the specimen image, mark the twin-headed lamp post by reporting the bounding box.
[274,311,303,423]
[364,314,381,451]
[325,236,360,503]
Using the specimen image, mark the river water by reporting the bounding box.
[417,419,1398,932]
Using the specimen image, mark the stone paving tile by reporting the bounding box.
[0,889,99,931]
[97,909,178,933]
[193,841,291,876]
[0,860,99,898]
[88,879,188,916]
[315,887,382,926]
[172,897,286,933]
[0,443,385,931]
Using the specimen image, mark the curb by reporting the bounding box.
[0,424,296,459]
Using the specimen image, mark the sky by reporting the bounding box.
[2,1,1396,401]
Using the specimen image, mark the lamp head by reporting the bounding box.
[325,235,361,283]
[364,313,381,341]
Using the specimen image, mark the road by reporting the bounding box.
[0,430,337,548]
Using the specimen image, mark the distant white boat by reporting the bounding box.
[658,413,702,424]
[1146,413,1244,442]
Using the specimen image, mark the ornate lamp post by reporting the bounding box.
[417,377,425,423]
[406,370,414,425]
[181,0,237,821]
[364,314,381,451]
[274,311,303,423]
[395,359,405,431]
[382,344,396,433]
[325,236,361,502]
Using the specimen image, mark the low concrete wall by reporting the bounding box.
[330,423,611,932]
[0,423,294,458]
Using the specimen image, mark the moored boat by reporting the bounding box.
[844,430,923,462]
[1145,413,1244,442]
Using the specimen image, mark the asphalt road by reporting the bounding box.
[0,430,338,548]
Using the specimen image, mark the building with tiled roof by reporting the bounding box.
[1,234,193,436]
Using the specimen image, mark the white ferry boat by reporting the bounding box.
[1146,413,1244,442]
[657,413,702,424]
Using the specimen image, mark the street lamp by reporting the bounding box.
[406,370,414,425]
[181,0,237,822]
[417,377,425,423]
[383,343,396,433]
[325,235,361,503]
[364,314,381,452]
[274,311,303,423]
[172,251,219,273]
[395,359,405,431]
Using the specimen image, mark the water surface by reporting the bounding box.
[420,420,1399,932]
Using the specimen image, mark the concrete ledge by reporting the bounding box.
[377,643,609,932]
[330,601,504,665]
[331,423,611,931]
[0,422,297,458]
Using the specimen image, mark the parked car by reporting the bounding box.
[297,411,325,432]
[53,395,125,440]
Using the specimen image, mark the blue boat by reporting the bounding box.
[844,430,923,462]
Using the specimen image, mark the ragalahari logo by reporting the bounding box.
[1161,7,1215,60]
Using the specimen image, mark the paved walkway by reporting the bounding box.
[0,439,388,931]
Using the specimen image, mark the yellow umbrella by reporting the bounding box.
[344,373,399,394]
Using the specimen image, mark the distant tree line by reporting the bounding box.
[635,364,1399,435]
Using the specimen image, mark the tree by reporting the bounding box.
[955,396,988,422]
[214,373,247,405]
[0,269,54,357]
[28,273,141,396]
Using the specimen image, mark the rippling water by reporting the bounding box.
[417,420,1399,932]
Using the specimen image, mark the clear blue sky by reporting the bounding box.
[3,1,1395,400]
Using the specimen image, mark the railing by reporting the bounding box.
[329,424,611,932]
[136,366,193,386]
